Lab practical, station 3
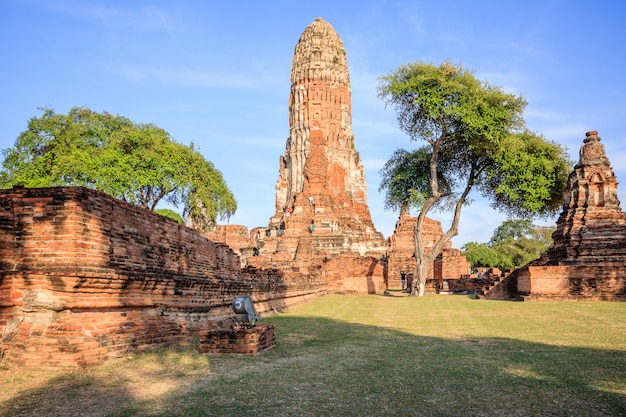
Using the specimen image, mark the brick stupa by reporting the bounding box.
[544,130,625,263]
[386,207,470,289]
[486,131,626,300]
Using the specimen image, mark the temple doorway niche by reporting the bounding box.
[589,172,605,207]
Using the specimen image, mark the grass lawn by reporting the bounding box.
[1,293,625,416]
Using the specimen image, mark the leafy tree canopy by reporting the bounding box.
[0,107,236,230]
[155,208,185,225]
[463,219,555,270]
[378,146,452,212]
[490,219,536,246]
[461,241,501,269]
[377,61,571,295]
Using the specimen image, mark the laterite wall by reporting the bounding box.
[0,187,327,368]
[485,264,626,301]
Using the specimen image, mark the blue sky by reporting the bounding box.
[1,0,625,248]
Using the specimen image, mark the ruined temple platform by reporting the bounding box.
[199,324,276,356]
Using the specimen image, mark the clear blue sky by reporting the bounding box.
[1,0,625,247]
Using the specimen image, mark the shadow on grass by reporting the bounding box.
[1,315,625,417]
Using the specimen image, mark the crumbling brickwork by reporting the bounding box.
[199,324,276,356]
[323,253,387,294]
[486,131,626,301]
[0,187,326,368]
[386,208,471,291]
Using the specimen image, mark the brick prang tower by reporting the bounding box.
[267,17,385,257]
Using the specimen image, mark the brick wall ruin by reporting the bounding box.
[386,208,471,291]
[0,186,326,368]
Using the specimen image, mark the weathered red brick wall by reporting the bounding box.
[520,265,625,301]
[486,264,626,301]
[323,253,387,294]
[205,224,255,255]
[441,248,471,279]
[0,187,326,368]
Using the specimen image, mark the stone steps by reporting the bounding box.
[477,276,505,299]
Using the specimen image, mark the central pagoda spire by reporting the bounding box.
[274,17,366,213]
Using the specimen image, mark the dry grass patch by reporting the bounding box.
[1,294,625,416]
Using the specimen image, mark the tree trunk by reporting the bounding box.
[407,146,475,297]
[411,251,433,296]
[410,212,434,297]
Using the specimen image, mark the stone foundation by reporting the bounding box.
[509,265,625,301]
[199,324,276,355]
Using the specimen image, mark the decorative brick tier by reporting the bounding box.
[199,324,276,355]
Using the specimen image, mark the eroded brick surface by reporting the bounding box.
[488,131,626,301]
[0,187,325,368]
[206,18,468,294]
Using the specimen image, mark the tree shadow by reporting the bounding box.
[2,315,624,417]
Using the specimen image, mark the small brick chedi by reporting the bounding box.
[487,131,626,300]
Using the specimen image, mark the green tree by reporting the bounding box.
[463,220,555,271]
[155,208,185,225]
[461,241,501,269]
[0,107,236,229]
[379,147,452,213]
[490,219,536,246]
[378,61,571,296]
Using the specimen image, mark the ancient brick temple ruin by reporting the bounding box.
[244,17,391,292]
[485,131,626,301]
[0,186,327,367]
[207,17,469,292]
[386,207,471,291]
[0,18,470,368]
